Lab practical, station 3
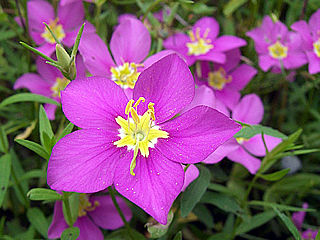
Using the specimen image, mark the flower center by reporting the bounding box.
[236,137,248,144]
[313,39,320,58]
[41,18,65,44]
[208,67,232,90]
[51,77,70,98]
[110,63,141,89]
[268,41,288,59]
[186,27,214,56]
[78,194,99,217]
[114,97,169,176]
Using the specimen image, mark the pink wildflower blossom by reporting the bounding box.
[47,54,241,224]
[292,203,318,239]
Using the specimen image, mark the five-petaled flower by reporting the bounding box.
[47,54,241,224]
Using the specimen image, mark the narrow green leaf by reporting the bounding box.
[20,42,56,64]
[173,231,182,240]
[273,208,301,240]
[316,231,320,240]
[27,188,62,201]
[58,122,74,141]
[236,211,276,235]
[259,169,290,181]
[201,192,242,214]
[0,93,60,108]
[180,165,211,217]
[234,124,287,139]
[39,105,55,152]
[15,139,50,160]
[249,201,315,212]
[0,154,11,207]
[223,0,248,16]
[61,227,80,240]
[26,208,49,238]
[208,233,232,240]
[193,204,214,228]
[0,127,9,153]
[71,23,85,58]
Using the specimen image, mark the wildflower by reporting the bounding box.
[195,49,257,109]
[291,9,320,74]
[14,56,86,120]
[246,16,307,72]
[48,194,132,240]
[204,94,281,174]
[26,0,94,56]
[47,54,241,224]
[292,203,318,239]
[163,17,246,66]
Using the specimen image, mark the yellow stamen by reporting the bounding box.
[134,97,145,108]
[41,18,65,44]
[130,108,140,124]
[268,41,288,59]
[51,77,70,98]
[186,27,214,56]
[78,194,99,217]
[313,39,320,58]
[208,67,232,90]
[125,100,135,115]
[110,62,141,89]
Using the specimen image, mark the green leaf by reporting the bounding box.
[0,127,8,153]
[223,0,248,16]
[193,204,214,228]
[180,165,211,217]
[106,228,146,240]
[15,139,50,160]
[147,210,173,238]
[0,93,60,108]
[316,231,320,240]
[201,192,242,214]
[208,233,232,240]
[61,227,80,240]
[259,169,290,181]
[26,208,49,238]
[39,105,55,152]
[234,124,287,139]
[173,231,182,240]
[0,154,11,207]
[58,122,74,141]
[236,211,276,235]
[249,201,315,212]
[273,208,301,240]
[27,188,62,201]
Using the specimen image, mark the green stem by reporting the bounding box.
[63,192,73,227]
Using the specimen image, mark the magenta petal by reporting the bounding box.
[213,36,246,52]
[215,49,241,73]
[110,18,151,65]
[291,20,313,49]
[163,33,192,64]
[27,0,55,31]
[242,134,282,157]
[283,52,307,70]
[193,17,220,41]
[232,94,264,124]
[258,54,277,72]
[14,73,52,97]
[61,76,128,129]
[44,104,58,120]
[58,1,84,30]
[301,229,318,239]
[48,201,68,239]
[215,88,241,110]
[89,195,132,230]
[228,64,257,91]
[309,9,320,37]
[204,138,239,164]
[114,148,184,225]
[36,57,61,83]
[133,53,195,124]
[227,147,261,174]
[74,217,103,240]
[157,106,241,164]
[79,33,115,77]
[197,51,226,64]
[47,129,122,192]
[306,51,320,74]
[292,203,308,230]
[182,164,199,191]
[143,50,176,69]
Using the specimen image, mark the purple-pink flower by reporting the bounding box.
[246,16,307,72]
[48,194,132,240]
[14,56,86,120]
[47,54,241,224]
[292,203,318,240]
[291,9,320,74]
[195,49,257,109]
[26,0,93,56]
[204,94,281,174]
[163,17,246,66]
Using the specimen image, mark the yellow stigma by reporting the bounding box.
[110,62,141,89]
[268,41,288,59]
[208,67,232,90]
[78,194,100,217]
[41,18,65,44]
[236,137,248,144]
[186,27,214,56]
[313,39,320,58]
[114,98,169,176]
[51,77,70,98]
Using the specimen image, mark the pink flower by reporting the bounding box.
[48,194,132,240]
[26,0,94,56]
[195,49,257,109]
[163,17,246,66]
[13,56,86,120]
[204,94,281,174]
[291,9,320,74]
[247,16,307,72]
[182,164,199,192]
[47,54,241,224]
[60,0,93,6]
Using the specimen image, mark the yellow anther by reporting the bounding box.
[208,67,232,90]
[134,97,145,108]
[130,107,140,124]
[187,27,214,56]
[313,39,320,58]
[188,31,196,42]
[130,145,139,176]
[41,18,65,44]
[125,99,135,115]
[268,41,288,59]
[203,28,210,39]
[196,27,201,39]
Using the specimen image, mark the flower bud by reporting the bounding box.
[56,44,76,80]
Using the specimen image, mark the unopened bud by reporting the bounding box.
[56,44,71,71]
